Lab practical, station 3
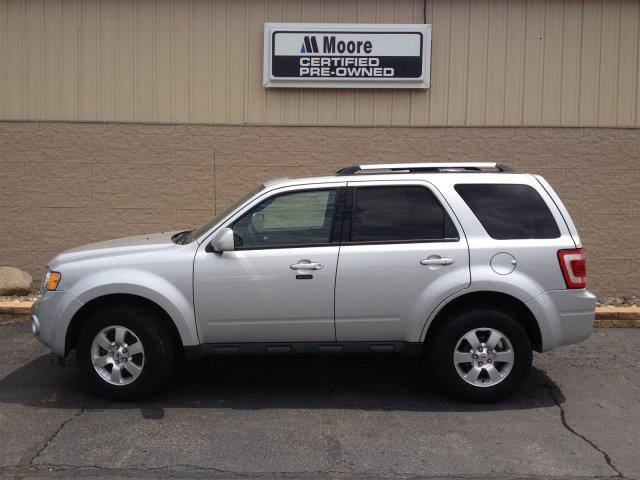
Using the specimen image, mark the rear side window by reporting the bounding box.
[454,184,560,239]
[350,186,458,243]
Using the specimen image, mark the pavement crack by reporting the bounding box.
[26,399,90,469]
[547,385,624,478]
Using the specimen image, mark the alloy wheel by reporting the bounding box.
[453,327,514,387]
[90,325,145,386]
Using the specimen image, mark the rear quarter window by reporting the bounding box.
[454,183,560,240]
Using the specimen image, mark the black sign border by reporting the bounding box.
[270,30,425,81]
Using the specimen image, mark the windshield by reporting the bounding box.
[183,186,264,244]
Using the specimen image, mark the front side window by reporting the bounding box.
[454,183,561,239]
[349,186,458,243]
[233,189,337,249]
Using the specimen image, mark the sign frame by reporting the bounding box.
[263,23,431,89]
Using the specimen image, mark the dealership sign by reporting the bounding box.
[263,23,431,89]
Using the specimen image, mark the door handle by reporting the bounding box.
[290,261,324,270]
[420,257,455,266]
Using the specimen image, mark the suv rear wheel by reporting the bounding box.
[77,303,175,400]
[427,308,532,403]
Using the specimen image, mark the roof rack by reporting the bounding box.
[335,163,516,176]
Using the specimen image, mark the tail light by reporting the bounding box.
[557,248,586,289]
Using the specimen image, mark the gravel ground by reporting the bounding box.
[596,295,640,307]
[0,295,39,303]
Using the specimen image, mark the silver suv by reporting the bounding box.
[32,163,595,402]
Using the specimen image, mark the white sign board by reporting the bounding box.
[264,23,431,89]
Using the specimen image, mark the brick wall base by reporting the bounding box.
[1,121,638,297]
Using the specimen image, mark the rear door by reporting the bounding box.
[334,180,470,342]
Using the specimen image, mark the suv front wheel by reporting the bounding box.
[428,308,532,403]
[77,303,175,400]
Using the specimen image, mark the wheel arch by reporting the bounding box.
[65,293,184,357]
[423,291,543,352]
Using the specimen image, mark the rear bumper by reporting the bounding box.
[527,289,596,352]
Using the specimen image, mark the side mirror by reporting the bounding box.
[211,227,235,252]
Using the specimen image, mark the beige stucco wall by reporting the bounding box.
[1,0,639,126]
[1,120,639,297]
[0,0,638,297]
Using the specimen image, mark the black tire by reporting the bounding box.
[427,308,532,403]
[77,302,175,400]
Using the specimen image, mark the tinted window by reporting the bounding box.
[233,189,337,249]
[350,186,458,242]
[455,184,560,239]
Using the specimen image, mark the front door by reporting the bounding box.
[194,185,344,343]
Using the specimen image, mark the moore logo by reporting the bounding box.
[300,36,319,53]
[300,35,373,54]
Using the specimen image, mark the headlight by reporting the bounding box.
[44,270,62,291]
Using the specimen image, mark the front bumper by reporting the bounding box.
[526,289,596,352]
[32,290,84,359]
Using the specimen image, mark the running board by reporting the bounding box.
[184,341,422,360]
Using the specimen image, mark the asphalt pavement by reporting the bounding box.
[0,320,638,480]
